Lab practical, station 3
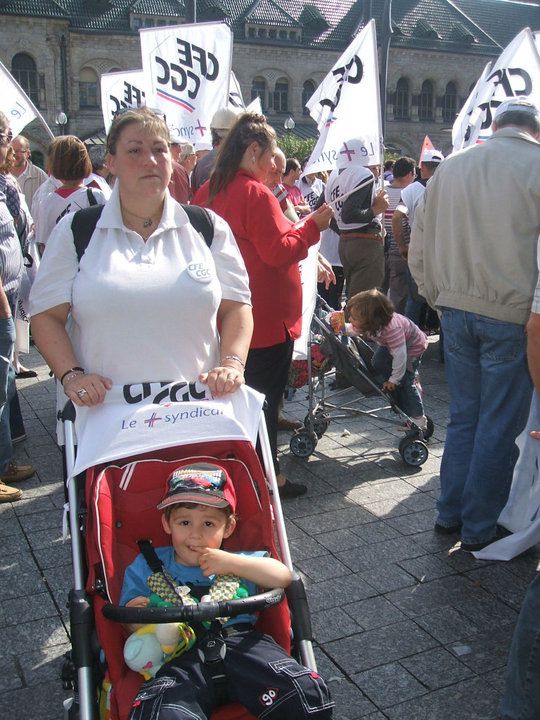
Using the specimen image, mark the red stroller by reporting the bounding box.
[61,383,317,720]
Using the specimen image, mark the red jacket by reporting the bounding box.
[194,170,320,348]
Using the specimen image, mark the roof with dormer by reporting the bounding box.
[0,0,537,52]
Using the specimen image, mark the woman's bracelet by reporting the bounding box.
[220,354,245,369]
[60,367,85,385]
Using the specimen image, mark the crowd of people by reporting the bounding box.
[1,98,540,718]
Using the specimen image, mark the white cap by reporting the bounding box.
[493,96,540,122]
[169,130,183,145]
[335,137,381,170]
[421,149,444,163]
[194,140,212,152]
[210,107,239,132]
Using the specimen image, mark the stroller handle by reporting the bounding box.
[102,588,285,624]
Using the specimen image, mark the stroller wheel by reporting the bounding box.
[290,430,318,458]
[399,437,429,467]
[304,412,329,438]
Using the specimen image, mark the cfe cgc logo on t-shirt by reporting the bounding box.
[187,261,214,282]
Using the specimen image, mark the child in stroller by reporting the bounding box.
[330,289,429,431]
[121,462,334,720]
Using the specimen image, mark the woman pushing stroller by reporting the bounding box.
[121,461,334,719]
[330,289,429,430]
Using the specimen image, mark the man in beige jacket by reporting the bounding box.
[409,98,540,553]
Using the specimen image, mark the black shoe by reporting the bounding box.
[460,526,511,553]
[15,369,37,379]
[278,480,307,499]
[434,522,462,535]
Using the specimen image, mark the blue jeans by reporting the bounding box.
[372,346,424,418]
[500,572,540,719]
[438,309,532,544]
[0,315,15,473]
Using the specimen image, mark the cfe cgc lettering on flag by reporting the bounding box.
[155,39,219,100]
[109,81,146,117]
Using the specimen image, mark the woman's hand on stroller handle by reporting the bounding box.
[63,371,113,407]
[199,364,244,397]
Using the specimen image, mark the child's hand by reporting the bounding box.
[198,547,234,577]
[125,596,150,608]
[383,381,396,392]
[329,310,345,334]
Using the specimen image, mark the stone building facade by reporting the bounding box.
[0,0,538,160]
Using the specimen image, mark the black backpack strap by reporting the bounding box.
[86,188,98,206]
[71,205,105,262]
[137,539,164,574]
[182,204,214,248]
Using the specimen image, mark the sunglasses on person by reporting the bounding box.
[0,131,13,147]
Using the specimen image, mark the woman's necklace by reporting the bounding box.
[121,203,160,229]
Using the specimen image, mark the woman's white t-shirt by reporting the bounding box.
[29,184,251,386]
[35,185,108,247]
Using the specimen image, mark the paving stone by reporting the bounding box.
[0,678,70,719]
[20,641,71,686]
[352,661,428,708]
[0,656,23,692]
[294,506,376,534]
[307,574,377,613]
[400,646,472,689]
[336,537,425,574]
[316,528,368,552]
[384,509,438,535]
[397,554,457,582]
[311,606,363,644]
[383,676,501,720]
[12,494,57,517]
[324,620,437,674]
[447,624,516,674]
[0,616,68,652]
[19,508,63,533]
[412,605,479,644]
[344,595,408,630]
[295,553,352,582]
[465,564,531,611]
[2,591,58,625]
[351,520,401,544]
[359,564,417,593]
[327,678,378,719]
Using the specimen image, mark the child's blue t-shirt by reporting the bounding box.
[120,546,267,626]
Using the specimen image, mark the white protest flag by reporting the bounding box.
[0,59,53,139]
[100,69,149,133]
[140,22,232,145]
[246,96,262,114]
[303,20,383,175]
[452,27,540,150]
[451,61,492,152]
[228,70,245,110]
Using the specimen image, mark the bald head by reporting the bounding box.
[11,135,30,172]
[265,148,286,190]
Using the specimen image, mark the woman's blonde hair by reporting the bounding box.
[0,146,15,175]
[346,289,394,334]
[209,112,276,201]
[106,106,170,155]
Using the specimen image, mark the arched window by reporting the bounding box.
[418,80,434,121]
[11,53,39,106]
[251,77,267,111]
[442,81,457,123]
[302,80,315,116]
[274,78,289,113]
[79,67,99,108]
[394,77,410,120]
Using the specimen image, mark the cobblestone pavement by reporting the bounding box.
[2,339,538,719]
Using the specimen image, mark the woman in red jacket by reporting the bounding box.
[194,113,332,497]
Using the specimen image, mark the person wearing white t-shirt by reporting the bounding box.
[29,107,253,410]
[33,136,107,252]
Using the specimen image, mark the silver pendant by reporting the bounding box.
[143,218,152,228]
